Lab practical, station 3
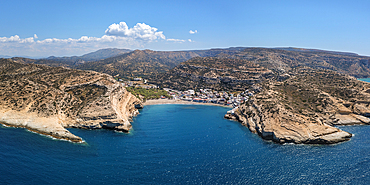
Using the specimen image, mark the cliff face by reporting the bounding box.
[0,59,142,142]
[227,68,370,144]
[233,91,353,144]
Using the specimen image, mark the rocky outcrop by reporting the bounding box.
[62,76,142,132]
[0,110,83,142]
[230,91,352,144]
[0,59,142,143]
[225,68,370,144]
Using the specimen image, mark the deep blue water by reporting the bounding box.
[1,104,370,184]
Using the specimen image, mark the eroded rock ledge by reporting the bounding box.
[0,59,142,142]
[230,96,353,144]
[226,68,370,144]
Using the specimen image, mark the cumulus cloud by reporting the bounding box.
[0,21,192,56]
[105,22,165,41]
[189,30,197,34]
[0,35,35,43]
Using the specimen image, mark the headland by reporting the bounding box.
[0,59,142,143]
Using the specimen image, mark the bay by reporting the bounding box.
[1,104,370,184]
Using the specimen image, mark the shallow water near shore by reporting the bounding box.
[358,78,370,83]
[1,104,370,184]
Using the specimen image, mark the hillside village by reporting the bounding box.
[163,88,252,107]
[118,76,254,108]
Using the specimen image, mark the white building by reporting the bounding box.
[187,90,195,95]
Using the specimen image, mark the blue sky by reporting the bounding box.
[0,0,369,57]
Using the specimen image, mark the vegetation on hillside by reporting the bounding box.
[125,87,171,101]
[11,47,370,82]
[150,57,272,91]
[261,67,370,116]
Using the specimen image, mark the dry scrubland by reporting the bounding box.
[0,59,142,142]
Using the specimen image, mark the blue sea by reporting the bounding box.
[1,104,370,184]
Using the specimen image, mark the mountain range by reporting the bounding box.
[8,47,370,81]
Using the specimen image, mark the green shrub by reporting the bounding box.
[125,87,171,100]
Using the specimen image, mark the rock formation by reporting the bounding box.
[0,59,142,143]
[226,67,370,144]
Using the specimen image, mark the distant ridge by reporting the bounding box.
[73,48,131,61]
[0,55,11,58]
[45,48,131,64]
[11,47,370,78]
[274,47,359,56]
[77,49,199,79]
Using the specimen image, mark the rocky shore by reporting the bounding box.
[0,59,142,142]
[228,95,353,144]
[0,110,83,143]
[225,68,370,144]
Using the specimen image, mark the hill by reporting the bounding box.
[151,57,272,91]
[76,49,200,79]
[0,58,141,142]
[12,47,370,80]
[45,48,131,64]
[232,48,370,78]
[12,47,250,79]
[76,47,370,83]
[11,48,131,68]
[230,67,370,144]
[0,55,11,58]
[78,48,132,61]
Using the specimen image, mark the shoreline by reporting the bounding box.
[143,99,233,108]
[0,121,84,143]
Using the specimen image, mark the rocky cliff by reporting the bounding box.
[227,67,370,144]
[0,59,142,142]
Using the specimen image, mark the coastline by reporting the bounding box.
[143,99,233,108]
[0,121,84,143]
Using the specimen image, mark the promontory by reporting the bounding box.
[0,58,142,142]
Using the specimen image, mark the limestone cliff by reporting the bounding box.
[0,59,142,142]
[227,68,370,144]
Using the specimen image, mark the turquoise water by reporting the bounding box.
[1,104,370,184]
[358,78,370,83]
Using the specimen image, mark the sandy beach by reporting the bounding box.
[143,99,233,108]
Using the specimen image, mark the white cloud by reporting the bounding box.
[189,30,197,34]
[0,21,191,56]
[167,38,186,42]
[0,35,34,43]
[105,22,165,41]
